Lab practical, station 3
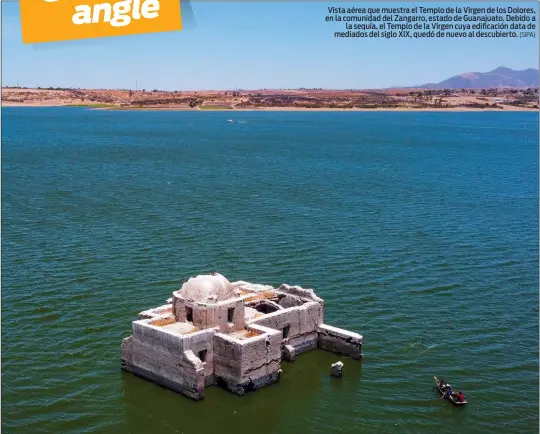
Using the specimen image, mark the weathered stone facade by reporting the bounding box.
[121,273,363,400]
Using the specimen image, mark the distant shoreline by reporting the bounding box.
[2,102,536,112]
[3,86,538,112]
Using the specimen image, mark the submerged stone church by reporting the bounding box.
[121,273,363,400]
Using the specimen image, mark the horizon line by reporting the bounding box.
[3,66,538,92]
[3,85,539,92]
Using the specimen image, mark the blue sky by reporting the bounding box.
[2,2,538,90]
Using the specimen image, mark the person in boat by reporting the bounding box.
[439,379,451,391]
[441,386,453,399]
[456,391,465,402]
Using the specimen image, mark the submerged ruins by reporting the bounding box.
[121,273,363,400]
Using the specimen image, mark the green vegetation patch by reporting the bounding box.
[199,105,233,110]
[64,103,118,108]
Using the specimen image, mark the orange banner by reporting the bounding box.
[20,0,182,44]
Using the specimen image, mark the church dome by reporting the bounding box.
[179,273,235,303]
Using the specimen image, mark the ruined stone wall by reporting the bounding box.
[213,333,244,389]
[317,324,363,359]
[213,325,281,395]
[179,327,217,380]
[211,299,245,333]
[172,294,245,333]
[241,325,281,390]
[277,284,324,304]
[276,294,304,309]
[139,304,174,320]
[172,295,187,322]
[121,336,134,372]
[231,281,274,294]
[126,320,215,399]
[248,301,323,355]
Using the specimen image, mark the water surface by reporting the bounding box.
[2,108,538,433]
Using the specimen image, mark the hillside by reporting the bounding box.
[419,67,539,89]
[2,86,538,111]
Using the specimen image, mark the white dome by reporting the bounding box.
[180,273,234,303]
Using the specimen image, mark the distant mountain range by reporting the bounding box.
[416,67,539,89]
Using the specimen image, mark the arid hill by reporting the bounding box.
[418,67,539,89]
[2,86,538,110]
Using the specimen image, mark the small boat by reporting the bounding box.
[226,119,234,123]
[434,376,467,405]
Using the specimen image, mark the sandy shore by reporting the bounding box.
[2,99,88,107]
[2,101,536,112]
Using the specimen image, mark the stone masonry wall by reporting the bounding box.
[213,325,281,395]
[213,332,244,390]
[241,324,282,390]
[248,301,323,355]
[211,299,245,332]
[278,284,324,303]
[127,320,215,399]
[173,295,245,333]
[317,324,363,359]
[121,336,134,372]
[178,327,217,380]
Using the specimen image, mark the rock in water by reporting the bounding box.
[330,361,343,377]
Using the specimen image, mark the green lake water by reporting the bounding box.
[2,108,538,433]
